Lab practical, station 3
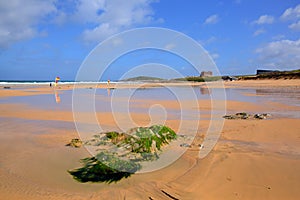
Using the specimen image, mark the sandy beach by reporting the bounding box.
[0,79,300,199]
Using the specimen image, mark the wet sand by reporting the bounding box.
[0,79,300,199]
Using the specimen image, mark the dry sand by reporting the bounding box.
[0,79,299,199]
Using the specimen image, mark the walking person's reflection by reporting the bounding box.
[54,89,61,103]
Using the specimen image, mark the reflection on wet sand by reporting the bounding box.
[54,90,60,103]
[200,86,210,95]
[256,88,300,106]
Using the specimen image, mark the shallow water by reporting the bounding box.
[1,86,299,118]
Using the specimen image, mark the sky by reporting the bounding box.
[0,0,300,81]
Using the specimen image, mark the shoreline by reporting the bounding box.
[1,79,299,99]
[0,79,299,91]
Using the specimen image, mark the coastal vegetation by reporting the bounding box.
[121,75,223,82]
[119,69,300,83]
[173,76,222,82]
[122,76,164,82]
[238,69,300,80]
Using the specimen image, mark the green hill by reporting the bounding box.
[122,76,165,82]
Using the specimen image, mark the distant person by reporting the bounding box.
[55,76,60,87]
[50,83,52,87]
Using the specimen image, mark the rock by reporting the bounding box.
[223,115,235,119]
[254,114,265,119]
[180,143,191,148]
[66,138,83,148]
[254,113,271,119]
[223,112,271,120]
[235,112,249,119]
[68,125,178,183]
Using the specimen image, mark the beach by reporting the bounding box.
[0,79,300,199]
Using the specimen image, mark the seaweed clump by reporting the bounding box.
[125,125,177,153]
[68,125,177,183]
[68,152,141,183]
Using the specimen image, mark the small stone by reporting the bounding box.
[180,143,191,148]
[223,115,235,119]
[254,114,266,119]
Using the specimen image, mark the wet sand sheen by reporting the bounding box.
[0,79,300,199]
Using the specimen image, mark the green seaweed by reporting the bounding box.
[105,131,119,139]
[68,125,177,183]
[68,152,141,183]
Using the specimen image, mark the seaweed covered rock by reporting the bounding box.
[223,112,271,120]
[253,113,271,119]
[69,125,177,183]
[223,112,249,119]
[85,125,177,154]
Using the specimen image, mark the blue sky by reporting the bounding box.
[0,0,300,80]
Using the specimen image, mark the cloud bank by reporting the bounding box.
[0,0,57,48]
[255,38,300,69]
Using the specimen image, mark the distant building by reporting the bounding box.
[200,71,213,77]
[256,69,279,75]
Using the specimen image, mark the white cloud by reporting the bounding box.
[82,23,118,44]
[204,36,217,44]
[253,29,265,36]
[0,0,57,48]
[289,21,300,31]
[76,0,160,44]
[204,14,219,25]
[165,43,176,50]
[198,36,217,46]
[280,4,300,20]
[111,37,123,46]
[272,34,285,40]
[0,0,160,47]
[72,0,106,24]
[280,4,300,32]
[211,53,219,59]
[255,38,300,69]
[253,15,274,25]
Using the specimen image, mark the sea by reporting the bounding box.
[0,80,118,85]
